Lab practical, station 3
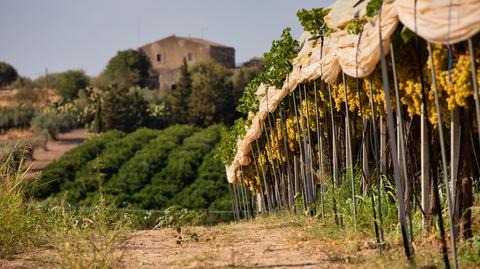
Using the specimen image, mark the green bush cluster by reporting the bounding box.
[0,105,35,131]
[105,125,197,207]
[31,102,90,139]
[31,110,76,139]
[135,125,223,209]
[35,130,125,198]
[34,125,231,216]
[65,128,162,204]
[173,150,232,212]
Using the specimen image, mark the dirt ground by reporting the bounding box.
[118,216,442,269]
[27,129,88,178]
[0,213,458,269]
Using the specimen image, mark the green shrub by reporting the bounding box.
[56,70,89,100]
[99,85,149,133]
[460,235,480,266]
[0,61,18,89]
[105,125,197,206]
[35,130,125,199]
[172,150,230,210]
[0,105,35,131]
[14,87,39,103]
[135,125,223,209]
[31,110,76,139]
[100,49,151,89]
[65,128,162,204]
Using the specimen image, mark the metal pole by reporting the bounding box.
[378,2,412,260]
[342,71,357,227]
[428,41,458,267]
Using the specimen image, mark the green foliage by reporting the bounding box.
[262,27,299,89]
[31,101,89,139]
[366,0,381,17]
[50,194,136,268]
[0,61,18,89]
[56,70,89,100]
[101,49,151,89]
[0,105,35,131]
[231,66,263,103]
[155,206,206,244]
[105,125,197,206]
[217,118,250,165]
[296,8,332,36]
[136,125,223,209]
[170,58,192,124]
[0,146,136,264]
[460,235,480,266]
[35,124,229,217]
[0,149,50,258]
[10,76,38,92]
[187,60,235,127]
[99,85,149,133]
[346,18,363,35]
[35,130,125,199]
[236,28,298,116]
[14,87,38,104]
[236,76,262,115]
[65,128,161,204]
[31,109,76,139]
[173,150,230,209]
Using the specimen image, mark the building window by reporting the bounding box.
[187,53,193,61]
[156,53,162,62]
[171,84,177,91]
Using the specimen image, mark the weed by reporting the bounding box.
[49,194,136,269]
[0,147,51,258]
[155,206,207,245]
[459,235,480,266]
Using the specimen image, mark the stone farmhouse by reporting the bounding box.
[139,35,235,90]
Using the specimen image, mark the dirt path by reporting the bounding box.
[118,216,440,269]
[27,129,88,178]
[121,222,324,268]
[0,214,445,269]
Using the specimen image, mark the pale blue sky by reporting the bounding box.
[0,0,331,78]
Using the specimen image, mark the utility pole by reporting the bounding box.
[45,67,49,104]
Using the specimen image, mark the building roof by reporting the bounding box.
[140,35,233,49]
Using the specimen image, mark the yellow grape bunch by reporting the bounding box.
[241,165,261,192]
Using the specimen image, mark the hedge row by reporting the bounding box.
[133,125,223,209]
[35,130,125,198]
[103,125,198,206]
[172,150,230,211]
[35,125,231,213]
[64,128,162,203]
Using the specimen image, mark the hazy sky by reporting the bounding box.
[0,0,332,78]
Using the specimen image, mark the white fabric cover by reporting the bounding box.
[227,0,480,183]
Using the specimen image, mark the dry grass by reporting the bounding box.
[0,147,137,269]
